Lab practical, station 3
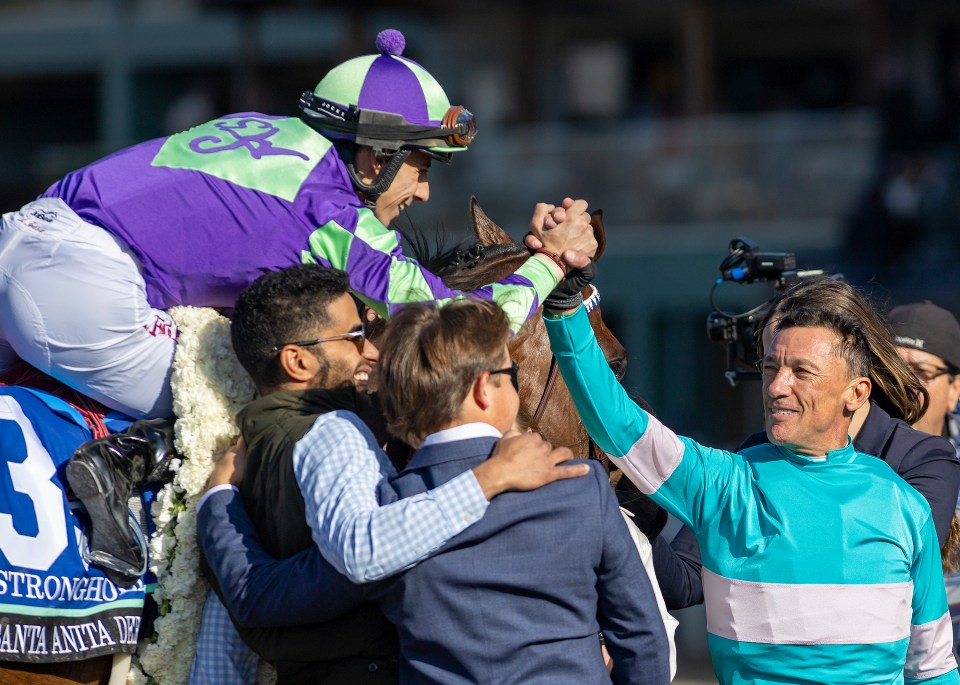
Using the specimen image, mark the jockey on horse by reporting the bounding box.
[0,29,596,590]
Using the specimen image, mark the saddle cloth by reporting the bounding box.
[0,386,145,663]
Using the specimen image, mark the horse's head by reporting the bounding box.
[466,198,626,462]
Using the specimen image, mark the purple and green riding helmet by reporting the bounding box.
[299,28,477,198]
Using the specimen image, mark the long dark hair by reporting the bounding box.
[764,277,928,425]
[766,279,960,569]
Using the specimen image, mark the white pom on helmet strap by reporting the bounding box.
[583,284,600,313]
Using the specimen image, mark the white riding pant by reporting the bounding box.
[0,198,177,418]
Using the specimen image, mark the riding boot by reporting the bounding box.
[65,419,178,588]
[125,417,179,484]
[66,435,149,587]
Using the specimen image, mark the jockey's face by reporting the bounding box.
[761,326,868,456]
[306,293,379,393]
[371,150,432,226]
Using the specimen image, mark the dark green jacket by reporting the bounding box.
[225,388,399,684]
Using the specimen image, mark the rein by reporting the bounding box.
[432,238,612,469]
[530,285,600,426]
[530,356,560,428]
[530,285,610,469]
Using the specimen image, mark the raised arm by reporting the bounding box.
[303,198,596,333]
[543,305,742,530]
[295,412,587,583]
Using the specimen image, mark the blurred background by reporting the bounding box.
[4,0,960,681]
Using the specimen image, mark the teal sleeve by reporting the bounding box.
[543,306,649,456]
[906,513,960,684]
[544,306,742,533]
[912,515,951,625]
[306,208,558,334]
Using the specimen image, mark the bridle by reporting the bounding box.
[426,239,616,468]
[529,285,612,469]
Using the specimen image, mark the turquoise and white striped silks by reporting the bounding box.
[545,306,960,685]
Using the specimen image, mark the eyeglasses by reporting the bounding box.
[907,362,955,384]
[272,329,366,354]
[488,361,519,392]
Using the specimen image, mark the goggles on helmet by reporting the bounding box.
[441,105,477,147]
[299,92,477,152]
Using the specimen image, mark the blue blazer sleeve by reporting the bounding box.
[593,465,671,684]
[651,526,704,611]
[197,487,368,628]
[896,436,960,550]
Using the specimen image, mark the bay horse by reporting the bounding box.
[412,200,664,539]
[405,197,627,463]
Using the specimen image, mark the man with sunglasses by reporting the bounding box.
[889,300,960,658]
[889,301,960,449]
[191,265,591,685]
[198,296,670,685]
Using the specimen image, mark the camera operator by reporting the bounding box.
[651,278,960,618]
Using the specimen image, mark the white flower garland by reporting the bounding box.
[126,306,259,685]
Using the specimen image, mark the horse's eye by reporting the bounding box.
[609,358,626,381]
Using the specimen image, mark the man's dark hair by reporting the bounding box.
[378,300,510,447]
[230,265,352,388]
[774,306,872,380]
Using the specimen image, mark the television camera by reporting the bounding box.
[706,237,834,386]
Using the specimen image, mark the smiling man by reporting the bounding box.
[762,324,871,453]
[20,27,597,612]
[365,149,432,225]
[544,289,960,684]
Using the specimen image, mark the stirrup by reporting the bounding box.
[82,510,149,587]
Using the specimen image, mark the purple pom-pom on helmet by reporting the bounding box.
[376,29,405,56]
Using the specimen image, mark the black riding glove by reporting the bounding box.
[543,261,597,312]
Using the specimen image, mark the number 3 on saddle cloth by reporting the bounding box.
[0,385,149,665]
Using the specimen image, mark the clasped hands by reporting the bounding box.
[526,197,597,271]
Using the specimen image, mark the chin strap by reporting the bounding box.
[335,142,412,207]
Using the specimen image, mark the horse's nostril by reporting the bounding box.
[609,358,627,381]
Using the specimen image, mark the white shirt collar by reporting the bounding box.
[420,422,503,447]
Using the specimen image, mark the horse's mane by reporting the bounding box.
[399,221,526,292]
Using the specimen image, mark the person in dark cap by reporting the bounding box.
[889,301,960,445]
[889,300,960,658]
